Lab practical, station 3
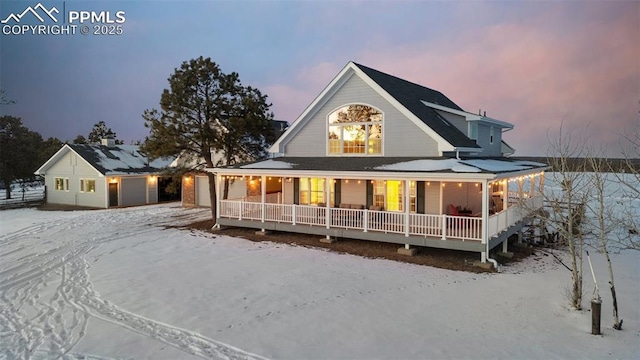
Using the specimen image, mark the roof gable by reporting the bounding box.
[270,62,482,155]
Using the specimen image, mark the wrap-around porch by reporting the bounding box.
[213,172,545,260]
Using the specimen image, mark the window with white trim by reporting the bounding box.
[54,177,69,191]
[299,178,334,205]
[328,104,382,155]
[80,178,96,193]
[372,180,415,212]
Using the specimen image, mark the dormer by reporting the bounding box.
[420,101,514,157]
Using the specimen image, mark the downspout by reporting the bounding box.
[487,250,500,272]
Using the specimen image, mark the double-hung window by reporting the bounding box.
[80,178,96,193]
[55,177,69,191]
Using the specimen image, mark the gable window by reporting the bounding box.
[490,126,494,144]
[80,178,96,193]
[55,177,69,191]
[328,104,382,155]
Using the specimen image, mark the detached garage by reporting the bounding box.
[35,139,174,208]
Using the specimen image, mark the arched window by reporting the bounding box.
[328,104,383,155]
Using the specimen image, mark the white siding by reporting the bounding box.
[339,180,366,206]
[196,176,211,207]
[148,179,158,204]
[283,181,294,204]
[424,181,441,214]
[45,151,106,208]
[285,74,440,157]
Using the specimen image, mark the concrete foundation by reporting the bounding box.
[473,261,494,270]
[397,247,417,256]
[254,230,271,236]
[498,251,514,258]
[320,237,337,244]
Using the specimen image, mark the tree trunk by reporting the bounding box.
[5,185,10,200]
[207,172,216,220]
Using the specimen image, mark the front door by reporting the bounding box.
[108,183,118,207]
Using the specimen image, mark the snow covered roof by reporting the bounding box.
[36,144,174,176]
[214,157,547,175]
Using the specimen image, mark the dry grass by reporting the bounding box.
[185,219,536,273]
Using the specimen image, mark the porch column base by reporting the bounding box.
[254,230,271,236]
[397,246,417,256]
[517,230,523,243]
[320,236,337,244]
[502,239,508,253]
[473,261,494,270]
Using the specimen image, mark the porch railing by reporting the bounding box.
[487,195,542,239]
[219,200,489,242]
[220,196,543,242]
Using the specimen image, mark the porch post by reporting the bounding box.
[261,175,266,225]
[503,179,509,210]
[325,177,331,229]
[215,174,222,223]
[481,179,489,263]
[404,179,410,237]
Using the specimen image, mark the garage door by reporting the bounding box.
[121,178,147,206]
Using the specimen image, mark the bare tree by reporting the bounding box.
[614,115,640,251]
[528,124,588,309]
[584,150,623,329]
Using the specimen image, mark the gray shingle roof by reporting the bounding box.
[68,144,173,175]
[223,157,546,175]
[354,63,481,149]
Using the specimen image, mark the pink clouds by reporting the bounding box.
[265,2,638,156]
[264,62,340,122]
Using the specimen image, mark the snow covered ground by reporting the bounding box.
[1,201,639,358]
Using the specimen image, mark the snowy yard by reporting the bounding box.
[1,202,639,359]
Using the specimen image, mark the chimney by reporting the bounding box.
[101,137,116,148]
[483,111,486,117]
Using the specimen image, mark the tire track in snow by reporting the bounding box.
[1,205,265,359]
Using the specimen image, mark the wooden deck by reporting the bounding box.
[217,197,542,252]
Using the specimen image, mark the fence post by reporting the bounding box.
[239,202,243,220]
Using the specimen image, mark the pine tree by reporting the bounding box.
[141,56,274,218]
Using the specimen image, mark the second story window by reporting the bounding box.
[328,104,383,155]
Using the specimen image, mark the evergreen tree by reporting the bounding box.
[88,121,122,144]
[142,56,274,218]
[73,135,88,144]
[0,116,42,199]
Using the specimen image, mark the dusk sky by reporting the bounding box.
[1,0,638,156]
